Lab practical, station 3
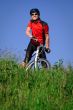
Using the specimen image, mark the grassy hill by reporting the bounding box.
[0,58,73,110]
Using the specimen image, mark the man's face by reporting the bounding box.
[31,13,39,20]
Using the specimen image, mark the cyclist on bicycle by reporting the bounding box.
[21,8,50,67]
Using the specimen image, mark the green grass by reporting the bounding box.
[0,58,73,110]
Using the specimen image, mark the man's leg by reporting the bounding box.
[20,41,36,67]
[39,47,46,59]
[39,47,47,68]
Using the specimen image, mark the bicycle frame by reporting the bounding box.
[25,44,51,71]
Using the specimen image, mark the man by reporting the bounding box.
[21,8,50,67]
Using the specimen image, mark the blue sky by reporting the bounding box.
[0,0,73,66]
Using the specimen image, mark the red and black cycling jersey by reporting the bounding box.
[27,19,49,45]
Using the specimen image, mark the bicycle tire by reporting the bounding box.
[26,58,51,71]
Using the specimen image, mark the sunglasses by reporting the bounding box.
[31,13,38,16]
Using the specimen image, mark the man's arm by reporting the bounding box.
[26,27,33,38]
[26,26,38,41]
[45,33,50,49]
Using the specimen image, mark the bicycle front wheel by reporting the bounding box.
[26,58,51,71]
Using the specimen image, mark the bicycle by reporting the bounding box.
[25,38,51,71]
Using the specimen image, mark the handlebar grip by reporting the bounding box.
[45,48,51,53]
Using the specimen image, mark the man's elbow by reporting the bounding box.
[26,30,28,36]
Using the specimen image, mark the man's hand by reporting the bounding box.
[31,36,38,42]
[45,47,51,53]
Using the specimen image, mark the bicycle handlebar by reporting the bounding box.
[24,37,51,53]
[37,45,51,53]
